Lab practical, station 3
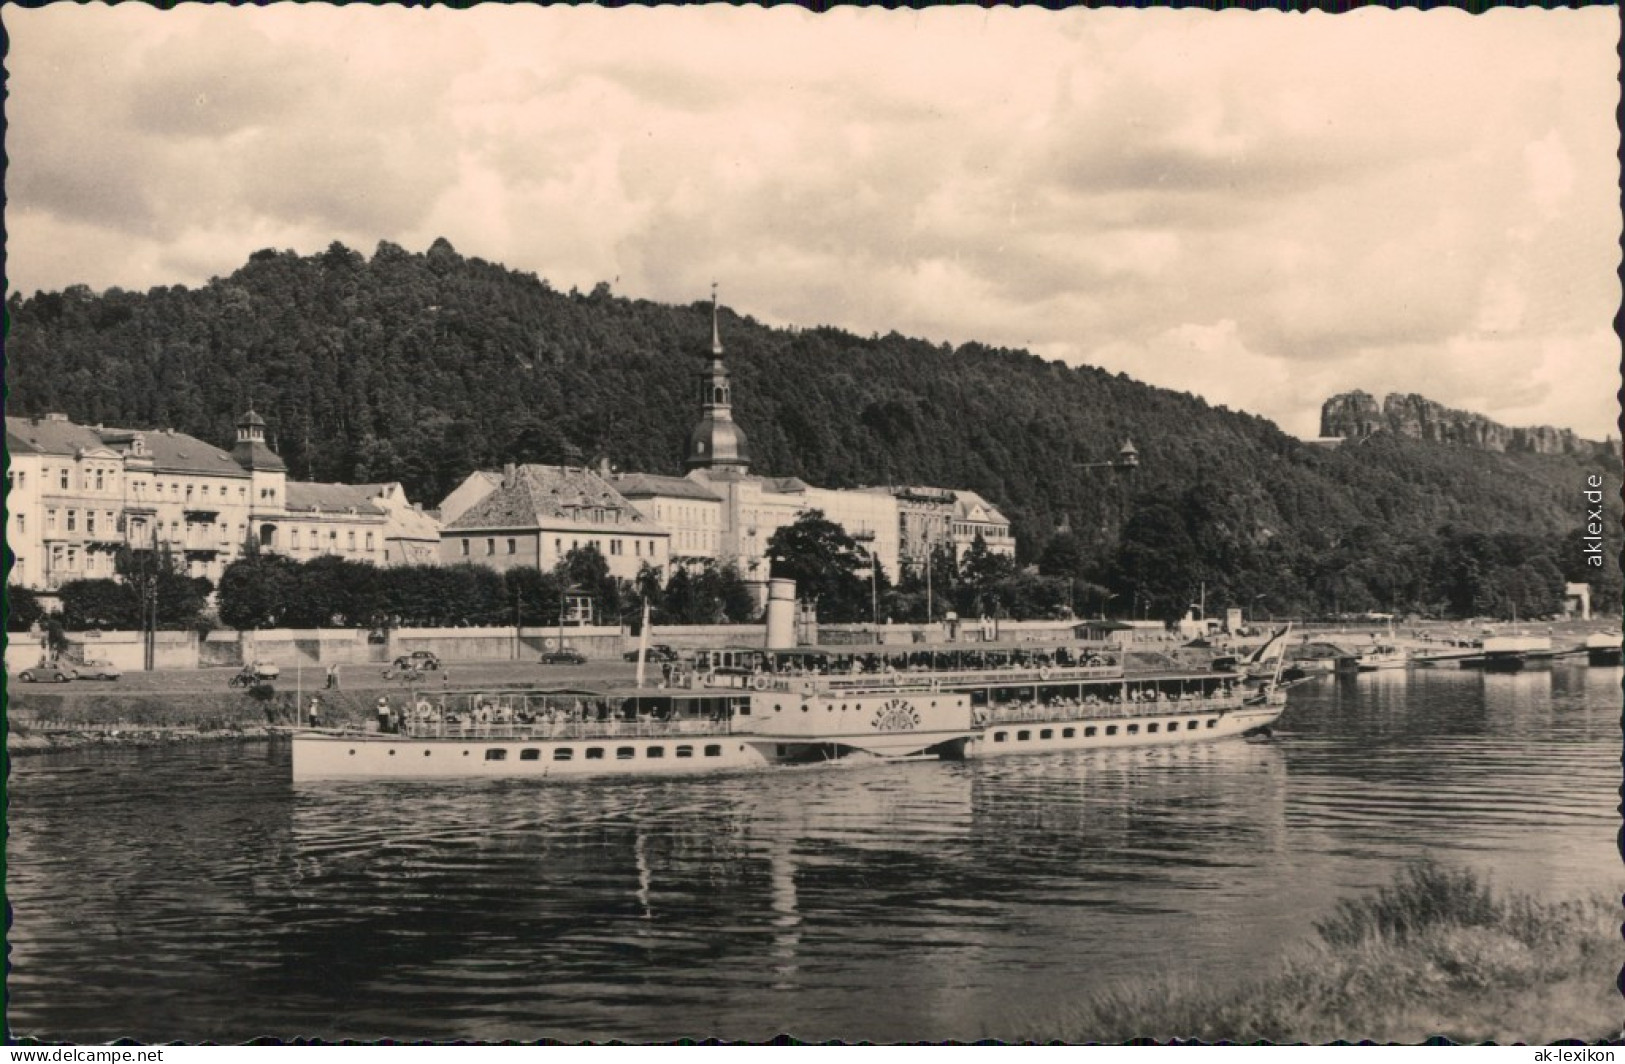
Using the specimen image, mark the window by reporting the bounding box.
[555,538,563,556]
[461,539,471,557]
[646,746,665,759]
[1106,725,1118,736]
[95,469,104,491]
[486,538,495,556]
[553,748,574,761]
[616,746,636,760]
[675,746,694,758]
[86,513,96,535]
[1040,729,1053,740]
[366,532,375,551]
[46,510,56,532]
[16,514,24,533]
[1084,726,1097,738]
[1016,730,1030,741]
[1187,720,1199,730]
[1206,719,1218,729]
[635,540,642,557]
[519,749,541,761]
[1147,723,1159,733]
[485,749,508,761]
[1127,724,1139,735]
[506,538,516,555]
[66,547,78,570]
[347,532,356,552]
[703,745,722,757]
[59,469,69,490]
[186,484,194,500]
[585,748,605,760]
[66,510,77,532]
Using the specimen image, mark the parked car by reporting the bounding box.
[540,648,587,666]
[623,644,680,663]
[393,650,441,671]
[18,661,73,683]
[229,661,282,688]
[73,659,123,681]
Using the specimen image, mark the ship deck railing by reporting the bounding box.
[980,693,1246,725]
[384,718,735,742]
[691,663,1129,695]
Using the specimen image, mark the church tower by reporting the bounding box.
[684,284,751,475]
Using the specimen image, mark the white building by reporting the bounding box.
[438,463,670,581]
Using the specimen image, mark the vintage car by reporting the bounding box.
[229,661,282,688]
[392,650,442,671]
[73,659,123,681]
[622,644,680,664]
[539,648,588,666]
[17,661,74,683]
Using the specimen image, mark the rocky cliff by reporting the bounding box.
[1320,391,1611,457]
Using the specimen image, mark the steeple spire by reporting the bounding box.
[710,281,723,356]
[684,283,751,476]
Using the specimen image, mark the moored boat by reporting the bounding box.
[291,684,975,781]
[1584,632,1623,667]
[1356,644,1410,671]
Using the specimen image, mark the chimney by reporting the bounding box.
[596,455,612,479]
[503,463,517,488]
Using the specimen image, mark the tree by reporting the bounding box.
[58,579,140,631]
[765,510,870,622]
[7,587,49,632]
[217,554,302,629]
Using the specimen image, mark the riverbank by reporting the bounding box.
[5,687,383,756]
[1020,862,1621,1044]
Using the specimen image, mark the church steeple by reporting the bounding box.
[684,284,751,475]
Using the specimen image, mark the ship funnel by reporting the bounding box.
[766,579,798,649]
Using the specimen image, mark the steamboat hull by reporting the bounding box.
[967,702,1282,759]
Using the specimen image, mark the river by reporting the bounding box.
[7,662,1619,1043]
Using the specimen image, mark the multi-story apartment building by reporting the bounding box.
[4,411,436,591]
[610,473,724,564]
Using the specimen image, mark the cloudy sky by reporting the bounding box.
[5,5,1618,439]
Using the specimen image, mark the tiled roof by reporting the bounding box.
[445,465,667,535]
[953,490,1009,524]
[752,475,811,494]
[612,473,721,502]
[284,482,386,516]
[4,417,250,477]
[6,429,43,455]
[147,430,252,477]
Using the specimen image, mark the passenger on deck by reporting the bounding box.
[375,697,393,734]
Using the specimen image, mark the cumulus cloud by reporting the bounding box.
[4,5,1617,439]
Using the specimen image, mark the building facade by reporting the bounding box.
[4,411,433,592]
[438,464,671,580]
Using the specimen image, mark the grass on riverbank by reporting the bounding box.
[1022,861,1622,1044]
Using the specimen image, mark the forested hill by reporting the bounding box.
[7,238,1620,617]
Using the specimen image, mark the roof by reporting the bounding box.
[952,489,1009,525]
[5,429,43,455]
[284,482,386,516]
[751,475,811,494]
[444,464,668,535]
[611,473,721,502]
[5,416,251,477]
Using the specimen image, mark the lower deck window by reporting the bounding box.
[1105,725,1118,736]
[554,748,574,761]
[1062,728,1075,739]
[676,745,694,758]
[1084,726,1097,738]
[1206,719,1218,729]
[1040,729,1053,739]
[520,749,541,761]
[1147,723,1159,733]
[586,747,605,760]
[1126,724,1139,735]
[647,746,665,758]
[1187,719,1200,730]
[617,747,636,760]
[994,731,1008,743]
[1016,730,1031,741]
[703,744,722,757]
[485,749,507,761]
